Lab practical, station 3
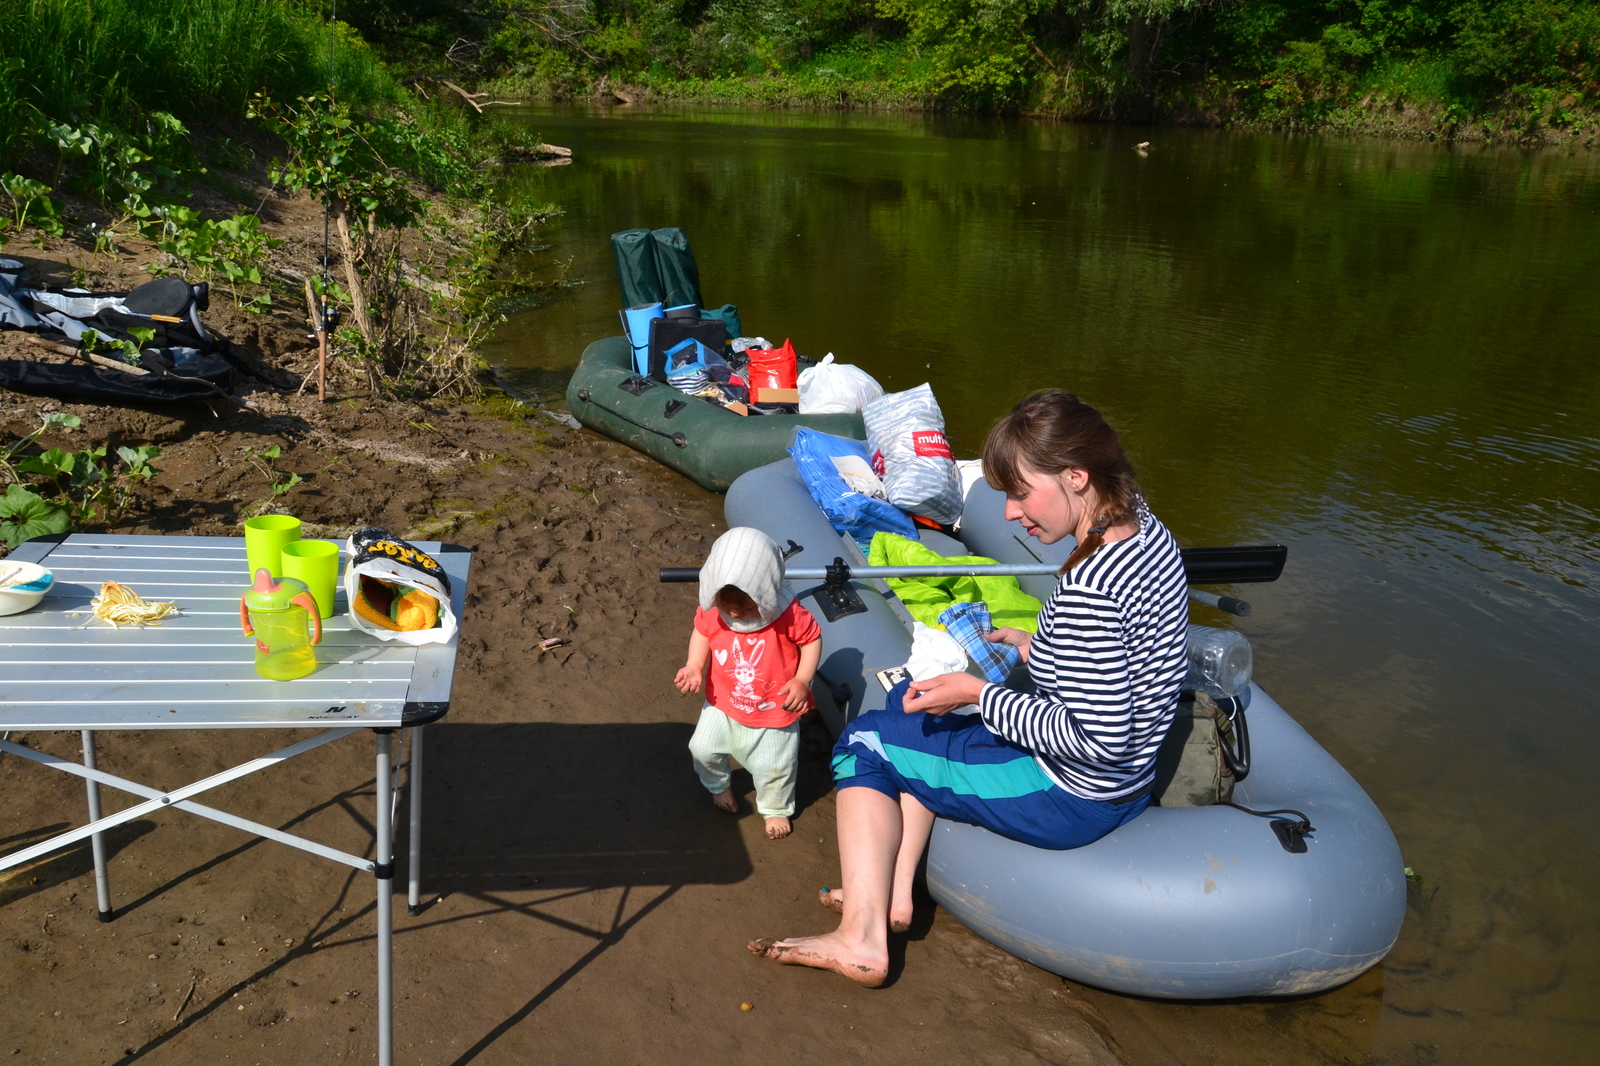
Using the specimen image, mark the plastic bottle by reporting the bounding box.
[239,570,323,681]
[1184,624,1253,698]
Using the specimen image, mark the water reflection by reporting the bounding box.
[487,104,1600,1063]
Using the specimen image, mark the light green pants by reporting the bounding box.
[688,704,800,818]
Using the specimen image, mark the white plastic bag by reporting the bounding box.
[344,528,458,646]
[862,383,964,525]
[797,353,884,415]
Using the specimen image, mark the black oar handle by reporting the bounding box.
[660,568,701,582]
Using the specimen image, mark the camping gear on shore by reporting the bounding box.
[862,384,963,525]
[240,570,323,681]
[798,354,883,415]
[692,458,1404,998]
[343,528,455,645]
[566,335,866,491]
[0,260,238,405]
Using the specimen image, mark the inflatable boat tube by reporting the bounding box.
[566,336,866,492]
[723,459,1406,998]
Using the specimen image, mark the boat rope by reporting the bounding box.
[1223,803,1314,853]
[1213,693,1250,781]
[574,388,687,448]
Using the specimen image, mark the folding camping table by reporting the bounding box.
[0,533,471,1066]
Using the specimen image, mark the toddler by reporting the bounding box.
[675,527,822,839]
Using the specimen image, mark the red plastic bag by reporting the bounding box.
[745,338,798,400]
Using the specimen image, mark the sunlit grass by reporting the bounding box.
[0,0,395,156]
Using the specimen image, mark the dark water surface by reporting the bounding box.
[488,105,1600,1063]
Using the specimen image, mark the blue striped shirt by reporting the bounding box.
[978,507,1189,800]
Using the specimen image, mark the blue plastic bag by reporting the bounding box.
[788,428,919,547]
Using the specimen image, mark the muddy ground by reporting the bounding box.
[0,199,1385,1065]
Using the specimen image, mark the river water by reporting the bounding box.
[488,105,1600,1063]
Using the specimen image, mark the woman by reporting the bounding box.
[749,389,1189,986]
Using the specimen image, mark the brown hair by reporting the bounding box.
[981,389,1144,573]
[715,585,757,614]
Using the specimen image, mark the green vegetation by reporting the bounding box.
[0,413,161,545]
[0,0,564,401]
[341,1,1599,140]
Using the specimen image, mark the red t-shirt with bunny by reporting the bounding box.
[694,600,822,728]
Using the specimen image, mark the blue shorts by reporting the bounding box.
[831,682,1150,851]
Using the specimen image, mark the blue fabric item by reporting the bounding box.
[939,600,1019,683]
[787,428,919,547]
[831,682,1150,850]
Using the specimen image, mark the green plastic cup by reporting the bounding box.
[243,515,301,580]
[280,539,340,619]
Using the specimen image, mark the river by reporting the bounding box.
[487,104,1600,1064]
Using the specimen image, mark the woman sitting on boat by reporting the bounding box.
[749,388,1190,986]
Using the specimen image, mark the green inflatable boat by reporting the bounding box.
[565,335,866,492]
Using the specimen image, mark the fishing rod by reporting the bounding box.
[660,544,1286,618]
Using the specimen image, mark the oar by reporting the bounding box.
[660,544,1286,617]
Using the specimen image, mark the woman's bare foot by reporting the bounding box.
[748,934,887,987]
[711,789,738,813]
[765,816,792,839]
[817,888,910,933]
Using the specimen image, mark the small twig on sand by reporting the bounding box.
[173,979,196,1023]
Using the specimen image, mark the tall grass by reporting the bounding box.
[0,0,395,158]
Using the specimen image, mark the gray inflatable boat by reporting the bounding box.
[724,458,1406,999]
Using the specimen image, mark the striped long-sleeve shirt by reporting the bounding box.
[978,507,1189,800]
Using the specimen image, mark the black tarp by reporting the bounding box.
[0,358,234,405]
[0,260,236,405]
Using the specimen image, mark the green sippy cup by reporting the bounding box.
[239,569,323,681]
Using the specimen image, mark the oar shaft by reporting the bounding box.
[1188,588,1251,617]
[658,563,1062,583]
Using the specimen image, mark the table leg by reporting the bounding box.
[80,730,113,922]
[407,725,425,917]
[375,730,395,1066]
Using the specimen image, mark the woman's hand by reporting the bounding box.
[903,672,985,717]
[777,677,812,713]
[674,665,702,695]
[987,627,1033,663]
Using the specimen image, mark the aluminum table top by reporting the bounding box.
[0,533,471,730]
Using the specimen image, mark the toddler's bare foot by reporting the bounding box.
[817,888,910,934]
[711,789,738,813]
[765,816,791,839]
[748,934,887,987]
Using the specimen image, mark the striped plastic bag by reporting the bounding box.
[862,383,964,526]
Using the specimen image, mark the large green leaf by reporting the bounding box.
[0,483,72,548]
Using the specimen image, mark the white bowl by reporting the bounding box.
[0,561,54,615]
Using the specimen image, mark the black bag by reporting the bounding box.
[647,317,725,382]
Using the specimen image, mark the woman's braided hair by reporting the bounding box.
[981,389,1144,573]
